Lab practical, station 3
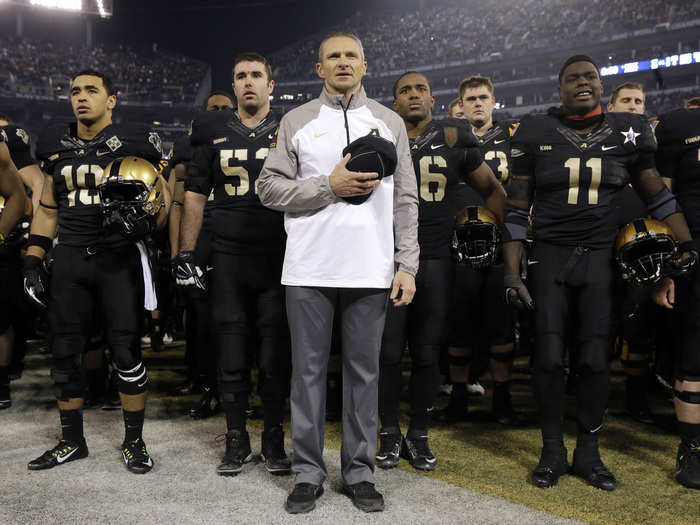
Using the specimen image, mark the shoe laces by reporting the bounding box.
[50,439,77,457]
[408,435,432,457]
[124,438,149,462]
[378,431,401,452]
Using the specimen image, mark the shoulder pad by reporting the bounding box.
[35,123,71,162]
[509,114,546,144]
[110,123,163,163]
[171,133,193,165]
[190,111,231,147]
[439,118,478,149]
[607,112,656,152]
[655,108,698,144]
[3,125,31,151]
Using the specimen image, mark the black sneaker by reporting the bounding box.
[122,437,154,474]
[189,387,219,419]
[571,449,618,491]
[28,439,89,470]
[261,426,291,475]
[285,483,324,514]
[343,481,384,512]
[675,439,700,489]
[217,429,253,475]
[531,446,568,488]
[0,384,10,410]
[401,432,437,471]
[375,428,402,469]
[624,399,654,425]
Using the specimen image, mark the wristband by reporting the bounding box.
[27,234,53,253]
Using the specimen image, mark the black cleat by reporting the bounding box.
[675,439,700,489]
[28,439,89,470]
[624,400,654,425]
[343,481,384,512]
[217,429,253,475]
[401,432,437,471]
[375,428,402,469]
[531,446,568,488]
[122,437,153,474]
[493,389,521,426]
[0,385,10,410]
[261,426,291,475]
[189,387,219,419]
[285,483,323,514]
[571,449,618,491]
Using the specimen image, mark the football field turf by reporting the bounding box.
[1,342,697,524]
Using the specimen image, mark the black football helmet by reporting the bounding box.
[616,218,677,285]
[451,206,501,269]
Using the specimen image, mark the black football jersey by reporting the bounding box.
[450,120,516,212]
[36,122,163,247]
[1,124,35,170]
[410,118,483,259]
[655,108,700,236]
[185,110,284,255]
[510,111,656,249]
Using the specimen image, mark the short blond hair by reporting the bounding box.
[610,82,644,105]
[318,32,364,62]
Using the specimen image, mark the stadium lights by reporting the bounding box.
[30,0,81,11]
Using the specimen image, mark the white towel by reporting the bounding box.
[136,241,158,311]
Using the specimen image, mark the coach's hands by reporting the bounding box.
[391,270,416,307]
[652,277,674,309]
[330,154,380,197]
[504,273,534,311]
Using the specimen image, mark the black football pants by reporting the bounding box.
[529,242,614,442]
[379,257,453,431]
[209,252,290,414]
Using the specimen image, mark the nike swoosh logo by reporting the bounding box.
[268,134,274,139]
[494,139,505,144]
[56,447,79,463]
[96,150,111,156]
[430,144,443,150]
[314,132,328,139]
[601,145,617,151]
[527,260,539,265]
[137,379,148,388]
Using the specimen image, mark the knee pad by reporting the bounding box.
[533,334,566,374]
[52,356,84,400]
[576,339,610,376]
[114,361,148,395]
[412,345,440,369]
[379,341,405,367]
[218,370,251,396]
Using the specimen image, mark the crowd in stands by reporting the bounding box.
[0,37,208,104]
[269,0,700,81]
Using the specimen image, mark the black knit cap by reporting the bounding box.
[558,54,600,83]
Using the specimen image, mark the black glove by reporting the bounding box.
[103,205,155,238]
[504,274,534,311]
[173,251,206,291]
[23,255,49,308]
[674,240,699,275]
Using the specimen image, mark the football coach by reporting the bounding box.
[258,31,419,514]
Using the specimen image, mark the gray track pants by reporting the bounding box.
[286,286,389,486]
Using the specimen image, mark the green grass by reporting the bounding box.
[142,347,700,524]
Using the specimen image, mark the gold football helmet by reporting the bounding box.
[616,218,677,284]
[99,156,164,216]
[451,206,501,268]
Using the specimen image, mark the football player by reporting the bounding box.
[376,71,505,471]
[0,113,42,391]
[607,82,660,424]
[651,95,700,489]
[439,76,520,426]
[174,53,291,476]
[168,91,234,418]
[23,69,169,474]
[448,98,465,119]
[0,131,28,409]
[503,55,695,491]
